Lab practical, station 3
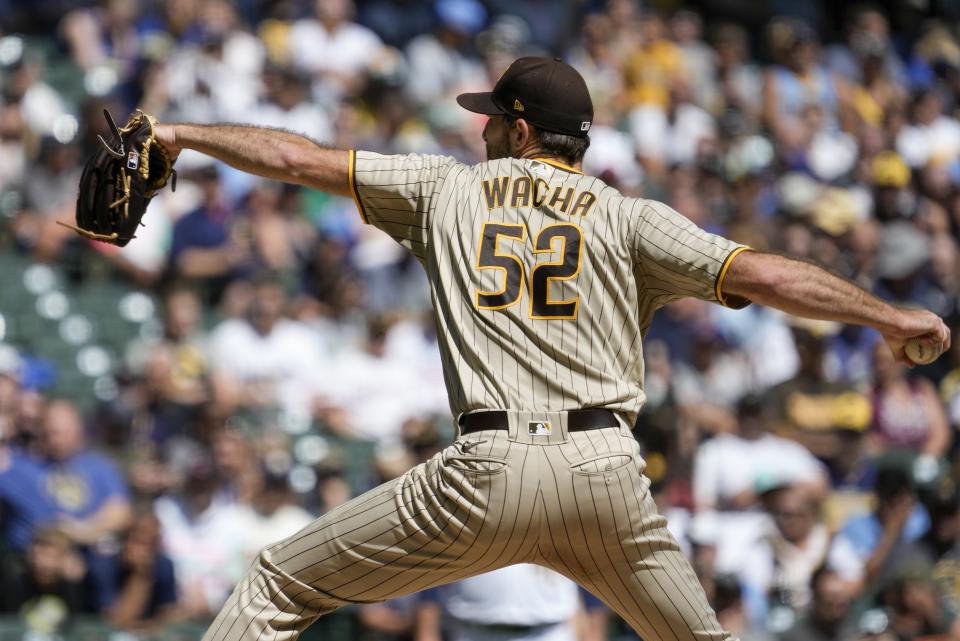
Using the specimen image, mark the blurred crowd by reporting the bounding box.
[2,0,960,640]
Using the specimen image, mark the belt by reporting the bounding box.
[459,409,619,435]
[458,620,562,633]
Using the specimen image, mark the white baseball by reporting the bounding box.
[905,337,941,365]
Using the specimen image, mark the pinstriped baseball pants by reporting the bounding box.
[202,411,735,641]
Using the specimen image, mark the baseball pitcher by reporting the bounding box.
[146,57,948,641]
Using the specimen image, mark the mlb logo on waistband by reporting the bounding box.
[127,150,140,170]
[528,421,551,435]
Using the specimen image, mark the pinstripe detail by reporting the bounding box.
[204,149,746,641]
[208,476,439,641]
[203,424,735,641]
[566,433,677,641]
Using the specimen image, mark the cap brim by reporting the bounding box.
[456,92,504,115]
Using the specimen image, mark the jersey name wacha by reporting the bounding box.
[482,176,597,217]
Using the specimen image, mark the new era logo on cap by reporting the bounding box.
[581,121,591,131]
[514,99,524,112]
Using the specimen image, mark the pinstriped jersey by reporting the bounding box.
[348,150,749,424]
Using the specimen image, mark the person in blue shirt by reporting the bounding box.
[0,446,52,552]
[102,512,179,629]
[1,399,132,551]
[168,163,252,299]
[827,465,929,593]
[0,399,133,611]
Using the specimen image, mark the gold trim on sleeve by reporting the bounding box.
[348,149,369,224]
[715,246,753,307]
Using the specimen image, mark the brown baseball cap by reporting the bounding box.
[457,57,593,137]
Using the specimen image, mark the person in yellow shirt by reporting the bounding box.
[621,11,683,110]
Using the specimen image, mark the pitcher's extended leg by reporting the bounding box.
[203,433,537,641]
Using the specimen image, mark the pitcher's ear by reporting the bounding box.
[512,118,533,146]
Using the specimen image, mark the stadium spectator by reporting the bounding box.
[358,0,435,50]
[318,317,438,445]
[820,421,878,532]
[404,0,487,109]
[210,427,260,505]
[869,339,951,458]
[825,325,883,387]
[576,588,612,641]
[234,468,313,566]
[904,483,960,618]
[153,459,247,617]
[117,286,212,446]
[102,512,179,630]
[241,180,317,282]
[60,0,146,73]
[692,394,826,579]
[827,466,930,591]
[358,596,418,641]
[896,89,960,169]
[35,400,132,548]
[874,222,943,312]
[208,276,327,422]
[0,528,89,634]
[712,23,763,120]
[248,65,333,143]
[670,327,750,435]
[694,394,827,514]
[414,564,581,641]
[766,328,872,472]
[2,47,70,138]
[777,567,856,641]
[0,399,131,553]
[567,12,624,128]
[762,20,848,146]
[288,0,385,99]
[169,162,251,294]
[621,9,682,112]
[14,137,81,260]
[826,4,907,88]
[712,575,774,641]
[880,573,958,640]
[739,487,830,624]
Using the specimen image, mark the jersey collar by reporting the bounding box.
[531,157,583,175]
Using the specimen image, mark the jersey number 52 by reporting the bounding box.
[475,222,583,320]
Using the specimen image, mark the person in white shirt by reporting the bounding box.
[319,318,442,446]
[154,461,248,617]
[404,0,488,108]
[415,564,581,641]
[691,394,827,575]
[738,486,830,625]
[896,89,960,168]
[235,469,314,566]
[208,278,328,423]
[247,65,333,143]
[288,0,384,98]
[693,395,827,512]
[630,79,717,168]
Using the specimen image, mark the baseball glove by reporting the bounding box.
[62,109,176,246]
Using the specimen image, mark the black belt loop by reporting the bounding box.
[459,409,619,435]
